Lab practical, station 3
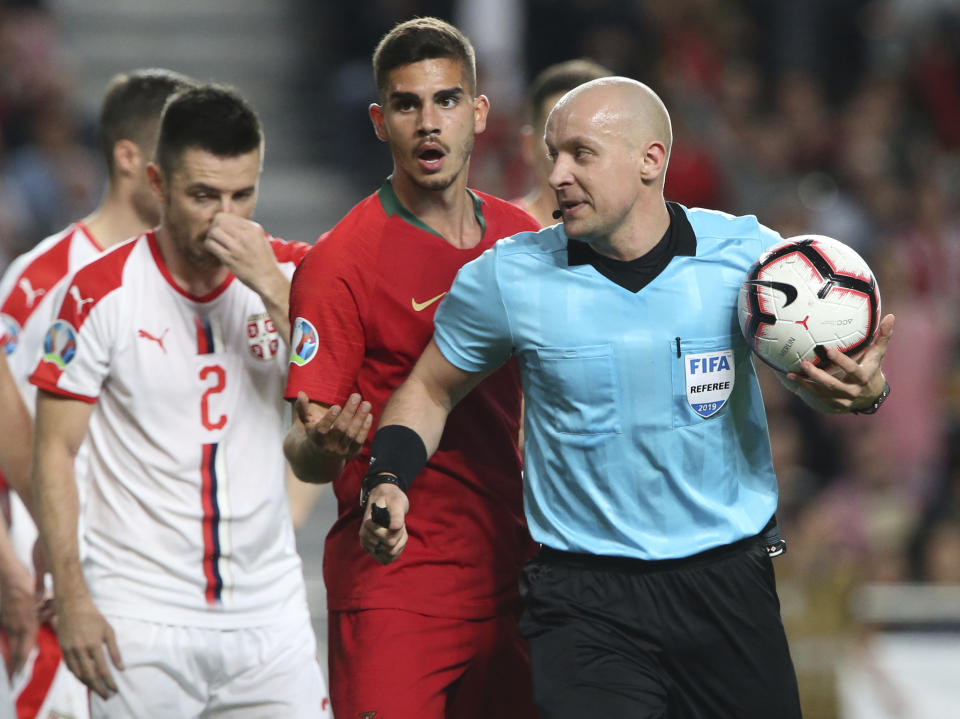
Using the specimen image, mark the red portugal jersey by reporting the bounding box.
[285,180,539,618]
[31,232,311,627]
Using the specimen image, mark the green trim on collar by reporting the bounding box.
[467,187,486,237]
[377,177,486,240]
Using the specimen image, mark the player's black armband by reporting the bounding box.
[359,425,427,509]
[851,380,890,415]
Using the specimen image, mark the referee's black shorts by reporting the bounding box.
[517,531,803,719]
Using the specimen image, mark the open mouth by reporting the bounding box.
[559,199,587,216]
[416,145,446,172]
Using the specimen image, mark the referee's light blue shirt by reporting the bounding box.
[433,206,785,560]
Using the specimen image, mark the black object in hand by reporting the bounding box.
[371,503,391,528]
[552,209,563,219]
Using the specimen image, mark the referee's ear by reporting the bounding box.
[639,139,668,183]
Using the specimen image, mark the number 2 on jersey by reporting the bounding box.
[200,365,227,430]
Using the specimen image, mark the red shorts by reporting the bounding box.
[329,608,538,719]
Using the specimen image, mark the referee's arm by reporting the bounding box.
[358,338,493,564]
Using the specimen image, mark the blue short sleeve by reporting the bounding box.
[433,246,513,373]
[757,221,785,252]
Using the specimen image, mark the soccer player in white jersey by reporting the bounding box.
[0,351,33,704]
[0,351,33,715]
[0,68,194,719]
[29,85,330,718]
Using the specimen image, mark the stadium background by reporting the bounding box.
[0,0,957,716]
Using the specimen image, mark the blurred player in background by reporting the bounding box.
[0,67,194,719]
[0,350,33,715]
[359,77,895,719]
[283,16,540,719]
[514,59,611,227]
[0,518,25,716]
[30,84,328,718]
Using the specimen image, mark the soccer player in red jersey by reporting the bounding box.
[513,59,612,227]
[283,17,540,719]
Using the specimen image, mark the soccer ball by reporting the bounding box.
[737,235,881,374]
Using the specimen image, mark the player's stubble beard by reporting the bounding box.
[185,241,223,272]
[410,130,475,193]
[164,202,222,272]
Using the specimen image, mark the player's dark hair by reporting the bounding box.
[373,17,477,98]
[99,68,196,177]
[528,59,613,127]
[155,84,263,177]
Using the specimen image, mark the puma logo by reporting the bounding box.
[138,327,169,353]
[18,278,46,308]
[411,292,447,312]
[69,285,94,314]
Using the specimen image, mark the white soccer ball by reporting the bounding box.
[737,235,881,374]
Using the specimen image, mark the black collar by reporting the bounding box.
[567,201,696,293]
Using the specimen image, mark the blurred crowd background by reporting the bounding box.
[1,0,958,716]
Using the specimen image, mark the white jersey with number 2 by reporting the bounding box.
[31,231,309,628]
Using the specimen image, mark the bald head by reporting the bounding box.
[548,77,672,161]
[543,77,674,248]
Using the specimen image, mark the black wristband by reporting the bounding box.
[360,425,428,507]
[851,380,890,415]
[360,474,404,510]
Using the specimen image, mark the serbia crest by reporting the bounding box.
[246,312,280,360]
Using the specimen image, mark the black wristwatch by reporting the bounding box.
[851,380,890,415]
[359,473,403,510]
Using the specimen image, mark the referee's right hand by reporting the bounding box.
[359,483,409,565]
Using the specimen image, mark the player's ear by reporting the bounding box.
[473,94,490,135]
[112,139,142,179]
[369,103,388,142]
[146,163,166,203]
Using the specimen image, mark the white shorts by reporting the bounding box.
[91,613,329,719]
[0,666,12,719]
[9,490,89,719]
[11,623,89,719]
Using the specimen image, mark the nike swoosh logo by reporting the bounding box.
[411,292,447,312]
[745,280,798,307]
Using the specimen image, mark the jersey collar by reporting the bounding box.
[74,221,106,252]
[147,230,235,303]
[377,177,487,240]
[566,201,697,293]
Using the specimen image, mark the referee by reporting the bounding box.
[358,77,895,718]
